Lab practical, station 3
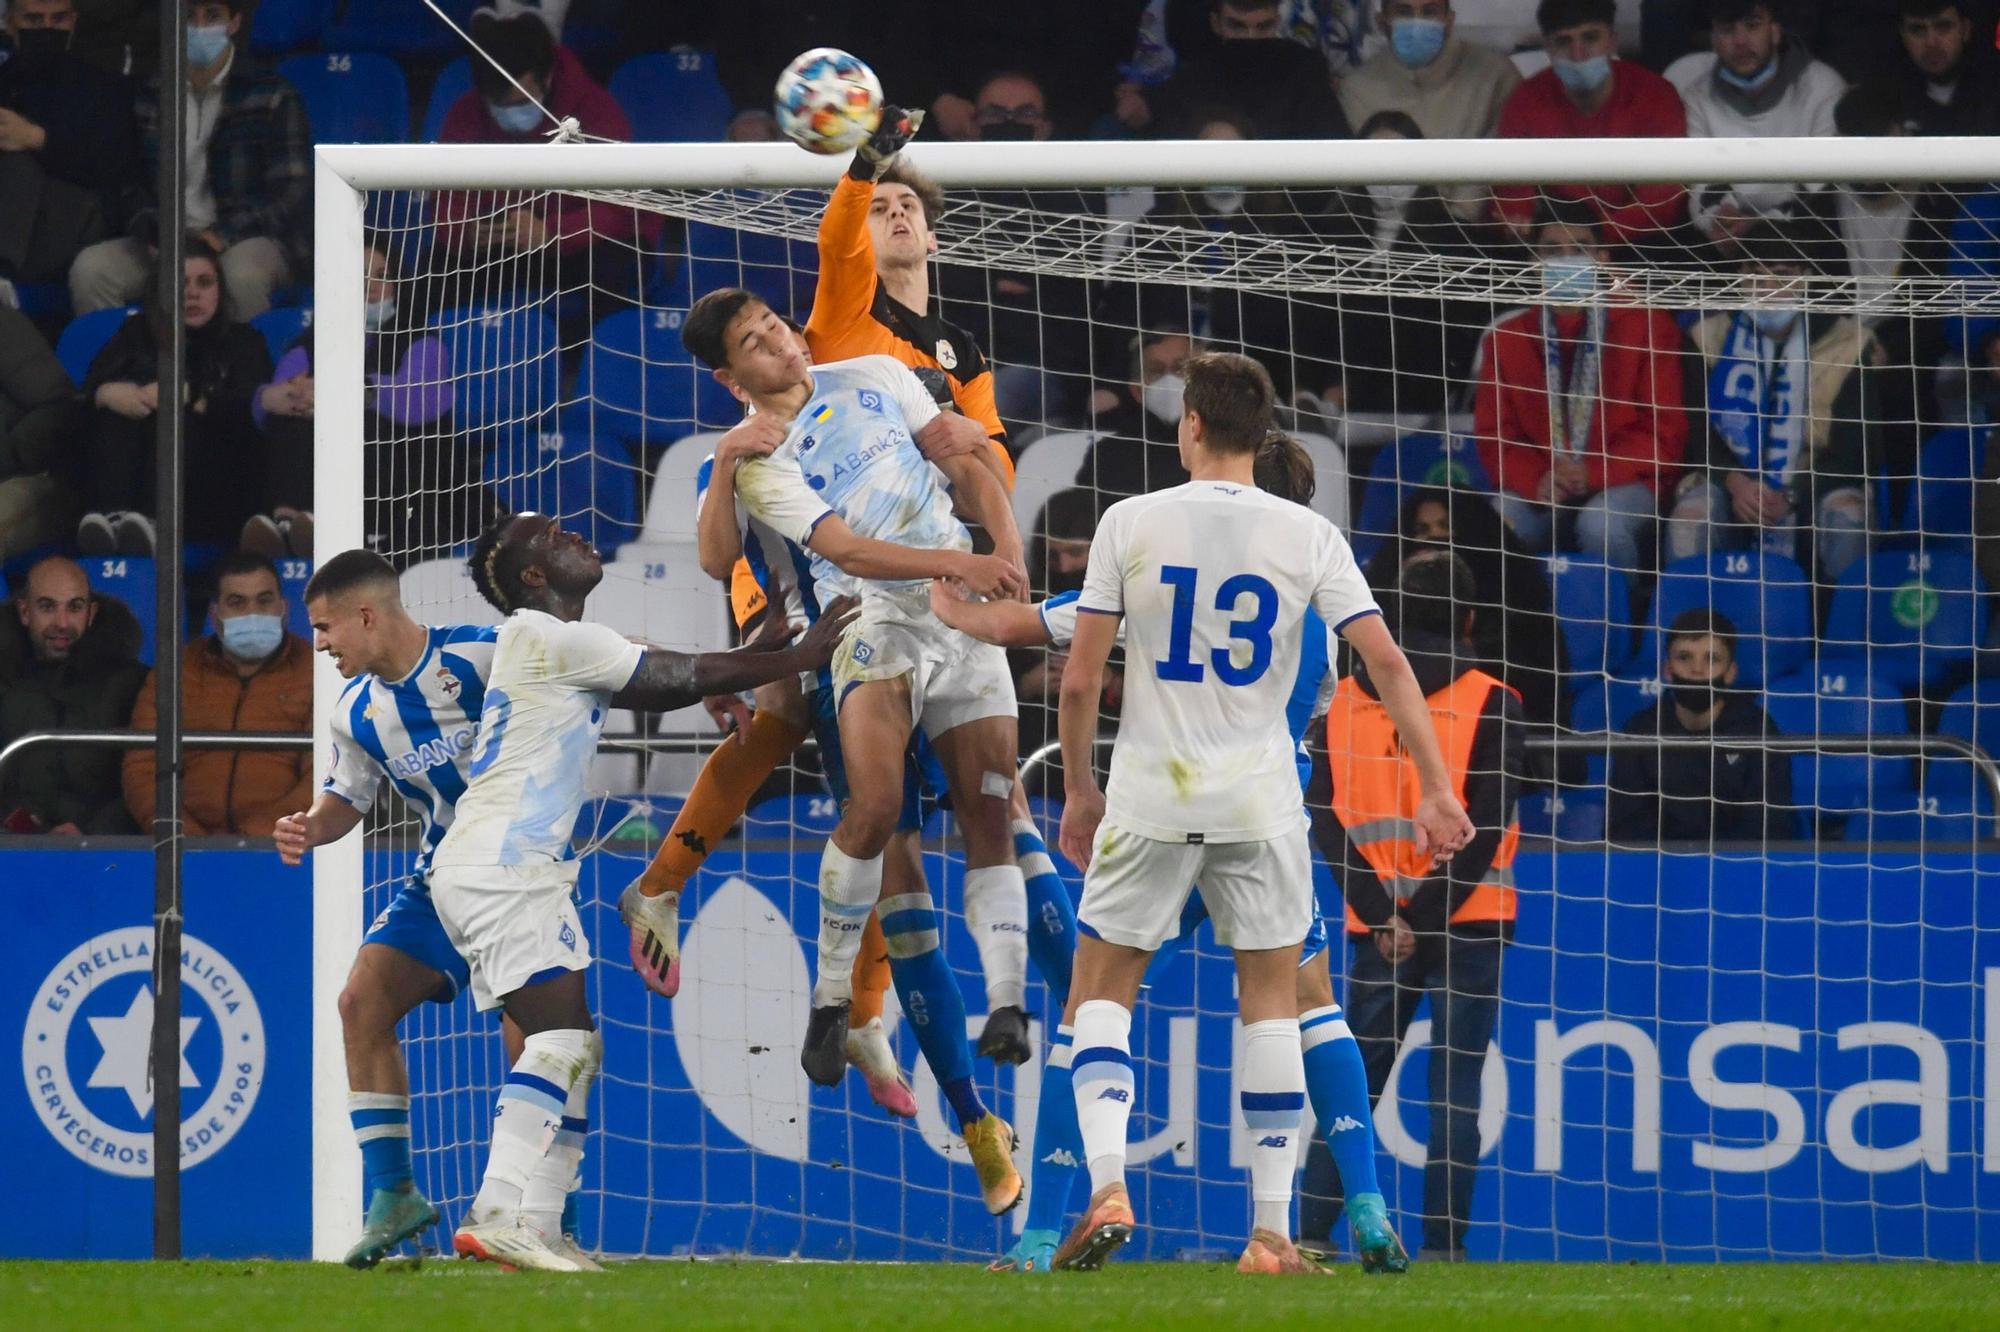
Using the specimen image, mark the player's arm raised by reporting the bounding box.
[614,595,861,715]
[273,792,365,866]
[1340,612,1475,861]
[696,416,781,581]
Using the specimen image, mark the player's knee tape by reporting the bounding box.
[879,891,942,959]
[980,769,1013,800]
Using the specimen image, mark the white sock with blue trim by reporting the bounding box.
[1240,1017,1306,1239]
[963,863,1028,1010]
[812,842,882,1007]
[523,1030,601,1241]
[1070,999,1135,1196]
[467,1028,594,1228]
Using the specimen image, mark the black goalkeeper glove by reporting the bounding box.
[849,104,924,182]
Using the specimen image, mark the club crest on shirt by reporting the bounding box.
[435,666,460,697]
[933,339,957,370]
[857,389,882,413]
[852,639,874,665]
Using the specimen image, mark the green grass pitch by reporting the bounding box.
[5,1259,1996,1330]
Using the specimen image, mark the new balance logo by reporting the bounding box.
[1040,1149,1080,1167]
[1329,1115,1364,1133]
[1096,1087,1130,1103]
[1256,1135,1289,1149]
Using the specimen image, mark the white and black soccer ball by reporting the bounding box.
[773,47,883,155]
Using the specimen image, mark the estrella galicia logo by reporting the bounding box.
[856,389,882,414]
[21,927,266,1178]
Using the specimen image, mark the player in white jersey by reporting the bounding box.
[668,288,1035,1214]
[1049,354,1474,1275]
[433,511,856,1271]
[272,550,524,1268]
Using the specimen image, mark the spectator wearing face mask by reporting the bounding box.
[1608,610,1791,845]
[1667,0,1848,252]
[1474,199,1689,570]
[123,550,312,838]
[0,556,148,834]
[70,0,309,322]
[1130,0,1351,140]
[1667,220,1914,581]
[1493,0,1689,253]
[1079,328,1200,504]
[431,8,656,314]
[1338,0,1520,223]
[0,0,142,305]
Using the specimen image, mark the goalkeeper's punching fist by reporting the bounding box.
[851,105,923,181]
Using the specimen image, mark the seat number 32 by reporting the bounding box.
[1154,565,1280,686]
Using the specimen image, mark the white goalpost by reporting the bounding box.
[312,135,2000,1265]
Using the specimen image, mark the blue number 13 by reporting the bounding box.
[1154,565,1279,686]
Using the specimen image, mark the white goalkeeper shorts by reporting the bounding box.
[832,591,1016,738]
[428,861,592,1012]
[1077,819,1314,953]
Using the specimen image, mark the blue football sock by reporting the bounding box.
[348,1092,413,1196]
[1024,1024,1083,1235]
[881,887,985,1130]
[1012,818,1076,1008]
[562,1187,579,1239]
[1301,1004,1380,1199]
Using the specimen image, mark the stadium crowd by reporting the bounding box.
[0,0,1998,847]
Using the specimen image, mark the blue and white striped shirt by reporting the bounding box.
[324,624,500,878]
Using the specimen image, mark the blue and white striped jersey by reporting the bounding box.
[324,624,500,878]
[697,452,825,629]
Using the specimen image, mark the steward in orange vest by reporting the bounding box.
[1297,548,1527,1260]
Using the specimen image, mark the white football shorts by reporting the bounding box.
[428,861,592,1011]
[1077,818,1314,953]
[832,590,1016,738]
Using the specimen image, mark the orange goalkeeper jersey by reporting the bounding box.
[803,173,1014,487]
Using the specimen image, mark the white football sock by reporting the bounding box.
[1240,1017,1306,1239]
[1070,999,1135,1196]
[467,1028,594,1228]
[523,1029,601,1241]
[812,841,882,1007]
[963,863,1028,1011]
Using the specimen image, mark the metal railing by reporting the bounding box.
[0,729,312,785]
[1018,732,2000,841]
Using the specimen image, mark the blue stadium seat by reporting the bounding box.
[1350,432,1492,564]
[486,418,642,552]
[1823,548,1986,690]
[684,219,815,318]
[1886,425,1988,552]
[249,0,330,53]
[574,306,743,456]
[1630,550,1812,689]
[56,306,139,387]
[608,50,734,143]
[277,557,313,642]
[88,555,159,666]
[1569,672,1661,787]
[419,58,472,142]
[1841,792,1987,844]
[1928,677,2000,811]
[251,306,313,363]
[12,282,69,324]
[279,52,411,144]
[1546,554,1636,676]
[1517,788,1607,842]
[326,0,476,59]
[427,301,562,449]
[1765,661,1918,833]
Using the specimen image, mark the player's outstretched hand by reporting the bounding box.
[1059,786,1105,869]
[851,104,923,181]
[928,577,970,625]
[795,594,861,666]
[716,413,786,466]
[951,552,1028,602]
[1412,789,1474,866]
[273,810,312,866]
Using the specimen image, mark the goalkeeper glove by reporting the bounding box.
[849,105,924,182]
[619,877,682,998]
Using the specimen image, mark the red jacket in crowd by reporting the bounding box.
[435,44,661,255]
[1473,303,1688,500]
[1492,60,1689,246]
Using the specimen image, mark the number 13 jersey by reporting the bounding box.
[1078,480,1379,843]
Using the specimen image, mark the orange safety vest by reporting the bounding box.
[1323,668,1519,935]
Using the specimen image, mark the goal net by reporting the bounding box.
[311,137,2000,1264]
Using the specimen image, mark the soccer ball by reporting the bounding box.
[774,48,883,155]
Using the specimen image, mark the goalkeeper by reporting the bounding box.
[626,108,1071,1072]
